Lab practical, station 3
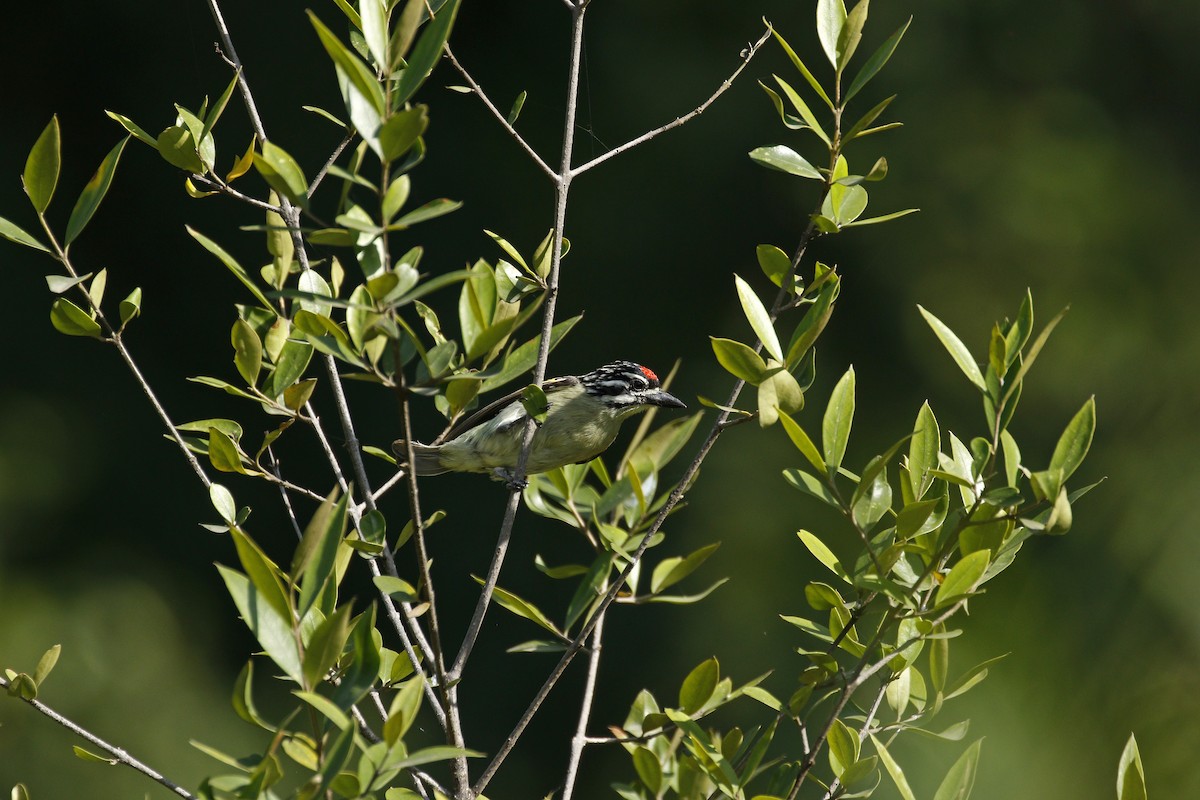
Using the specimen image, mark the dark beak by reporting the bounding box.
[643,388,686,409]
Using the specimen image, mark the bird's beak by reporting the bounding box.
[643,388,686,409]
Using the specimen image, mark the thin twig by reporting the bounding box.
[442,43,558,182]
[309,129,358,196]
[264,448,306,539]
[561,610,607,800]
[571,27,772,178]
[187,174,283,213]
[0,677,196,798]
[393,369,470,796]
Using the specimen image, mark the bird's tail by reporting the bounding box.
[392,441,450,476]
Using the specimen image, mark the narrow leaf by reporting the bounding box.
[823,366,855,470]
[918,305,987,391]
[735,274,783,361]
[64,137,128,244]
[1049,396,1096,483]
[0,216,49,252]
[23,116,61,213]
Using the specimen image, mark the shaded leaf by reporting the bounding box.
[65,136,128,244]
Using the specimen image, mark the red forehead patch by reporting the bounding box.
[639,365,658,382]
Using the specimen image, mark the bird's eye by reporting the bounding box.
[632,376,648,391]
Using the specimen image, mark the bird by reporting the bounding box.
[392,361,686,482]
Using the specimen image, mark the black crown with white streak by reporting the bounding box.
[580,361,686,410]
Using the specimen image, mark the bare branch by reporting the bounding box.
[309,129,358,196]
[187,174,282,213]
[561,611,607,800]
[571,26,772,178]
[0,676,196,798]
[442,42,559,182]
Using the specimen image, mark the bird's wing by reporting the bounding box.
[440,375,580,441]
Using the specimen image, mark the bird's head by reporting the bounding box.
[579,361,686,413]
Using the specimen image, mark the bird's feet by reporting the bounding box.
[492,467,529,491]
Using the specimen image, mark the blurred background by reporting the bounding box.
[1,1,1196,797]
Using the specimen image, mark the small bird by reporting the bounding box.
[393,361,686,481]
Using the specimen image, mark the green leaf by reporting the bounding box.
[373,575,418,602]
[786,276,838,367]
[507,90,527,125]
[50,298,101,338]
[156,125,205,173]
[710,337,767,384]
[918,305,987,391]
[816,0,848,68]
[841,207,918,227]
[1049,396,1095,484]
[65,137,128,245]
[632,747,663,793]
[797,530,850,583]
[823,366,855,471]
[209,482,237,524]
[263,340,314,400]
[208,427,247,474]
[302,603,353,689]
[331,607,382,708]
[23,116,61,213]
[390,197,462,229]
[770,28,834,109]
[394,0,462,106]
[188,227,274,310]
[293,490,349,618]
[846,16,912,102]
[254,141,308,205]
[778,409,827,476]
[935,550,990,609]
[784,469,838,507]
[380,105,429,163]
[72,746,117,764]
[838,1,870,73]
[359,0,388,68]
[33,644,61,686]
[119,287,142,326]
[473,577,562,637]
[933,739,982,800]
[231,318,263,386]
[909,401,940,499]
[1117,734,1147,800]
[678,657,719,714]
[1003,306,1068,405]
[218,564,303,684]
[105,110,157,147]
[45,273,90,294]
[827,718,860,777]
[735,274,783,361]
[872,735,917,800]
[757,244,792,287]
[479,315,581,391]
[309,11,385,114]
[384,674,425,745]
[773,75,831,145]
[748,145,822,179]
[0,216,49,252]
[651,543,720,594]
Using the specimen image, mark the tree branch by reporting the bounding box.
[0,677,196,798]
[560,610,607,800]
[442,42,558,182]
[571,26,772,178]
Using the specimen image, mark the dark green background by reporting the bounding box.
[2,1,1197,797]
